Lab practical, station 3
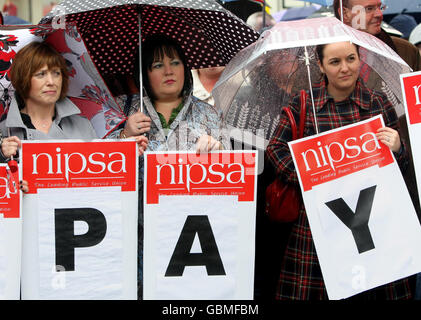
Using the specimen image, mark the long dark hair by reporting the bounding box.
[134,34,192,102]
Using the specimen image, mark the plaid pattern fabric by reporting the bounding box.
[266,79,411,300]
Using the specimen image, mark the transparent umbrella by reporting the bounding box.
[213,16,411,149]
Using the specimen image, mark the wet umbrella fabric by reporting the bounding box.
[41,0,259,76]
[212,17,411,148]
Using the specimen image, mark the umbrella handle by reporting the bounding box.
[7,126,14,161]
[5,160,18,194]
[138,13,143,114]
[7,159,18,174]
[304,46,319,135]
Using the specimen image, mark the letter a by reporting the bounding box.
[165,215,226,277]
[325,186,377,254]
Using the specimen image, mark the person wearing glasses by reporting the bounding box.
[334,0,421,71]
[334,0,421,300]
[335,0,421,216]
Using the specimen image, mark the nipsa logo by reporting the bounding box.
[300,131,381,173]
[146,152,257,204]
[290,116,394,191]
[22,141,137,194]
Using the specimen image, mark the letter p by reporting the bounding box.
[54,208,107,272]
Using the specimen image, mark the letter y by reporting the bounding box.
[325,186,377,254]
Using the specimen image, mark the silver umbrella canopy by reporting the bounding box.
[213,17,411,149]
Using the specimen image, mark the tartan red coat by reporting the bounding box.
[266,79,411,300]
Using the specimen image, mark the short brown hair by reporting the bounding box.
[10,41,69,102]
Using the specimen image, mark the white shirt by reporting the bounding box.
[191,69,214,106]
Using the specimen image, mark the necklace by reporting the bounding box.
[37,119,52,129]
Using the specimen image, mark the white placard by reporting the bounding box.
[20,140,138,300]
[143,151,257,300]
[0,218,5,295]
[0,162,22,300]
[37,187,124,299]
[289,116,421,299]
[401,71,421,207]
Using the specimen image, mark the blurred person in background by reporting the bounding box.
[2,0,17,16]
[389,14,417,40]
[409,24,421,55]
[246,11,276,33]
[192,66,225,106]
[334,0,421,70]
[43,2,58,16]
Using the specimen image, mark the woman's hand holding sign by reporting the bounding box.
[376,127,401,153]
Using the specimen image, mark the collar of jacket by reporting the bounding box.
[143,92,194,130]
[314,78,371,112]
[5,97,81,129]
[191,69,211,101]
[376,28,398,53]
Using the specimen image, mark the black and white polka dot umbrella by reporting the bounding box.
[41,0,259,76]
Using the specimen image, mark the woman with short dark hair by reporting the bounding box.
[114,34,228,152]
[110,34,229,299]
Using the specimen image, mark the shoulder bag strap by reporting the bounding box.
[282,106,298,141]
[298,89,307,139]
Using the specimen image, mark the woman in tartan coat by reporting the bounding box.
[266,41,412,300]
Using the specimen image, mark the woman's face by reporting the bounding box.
[318,42,360,95]
[147,49,185,102]
[28,64,62,107]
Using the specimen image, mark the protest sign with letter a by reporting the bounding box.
[143,151,257,300]
[401,71,421,206]
[0,162,21,299]
[20,140,138,300]
[289,115,421,300]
